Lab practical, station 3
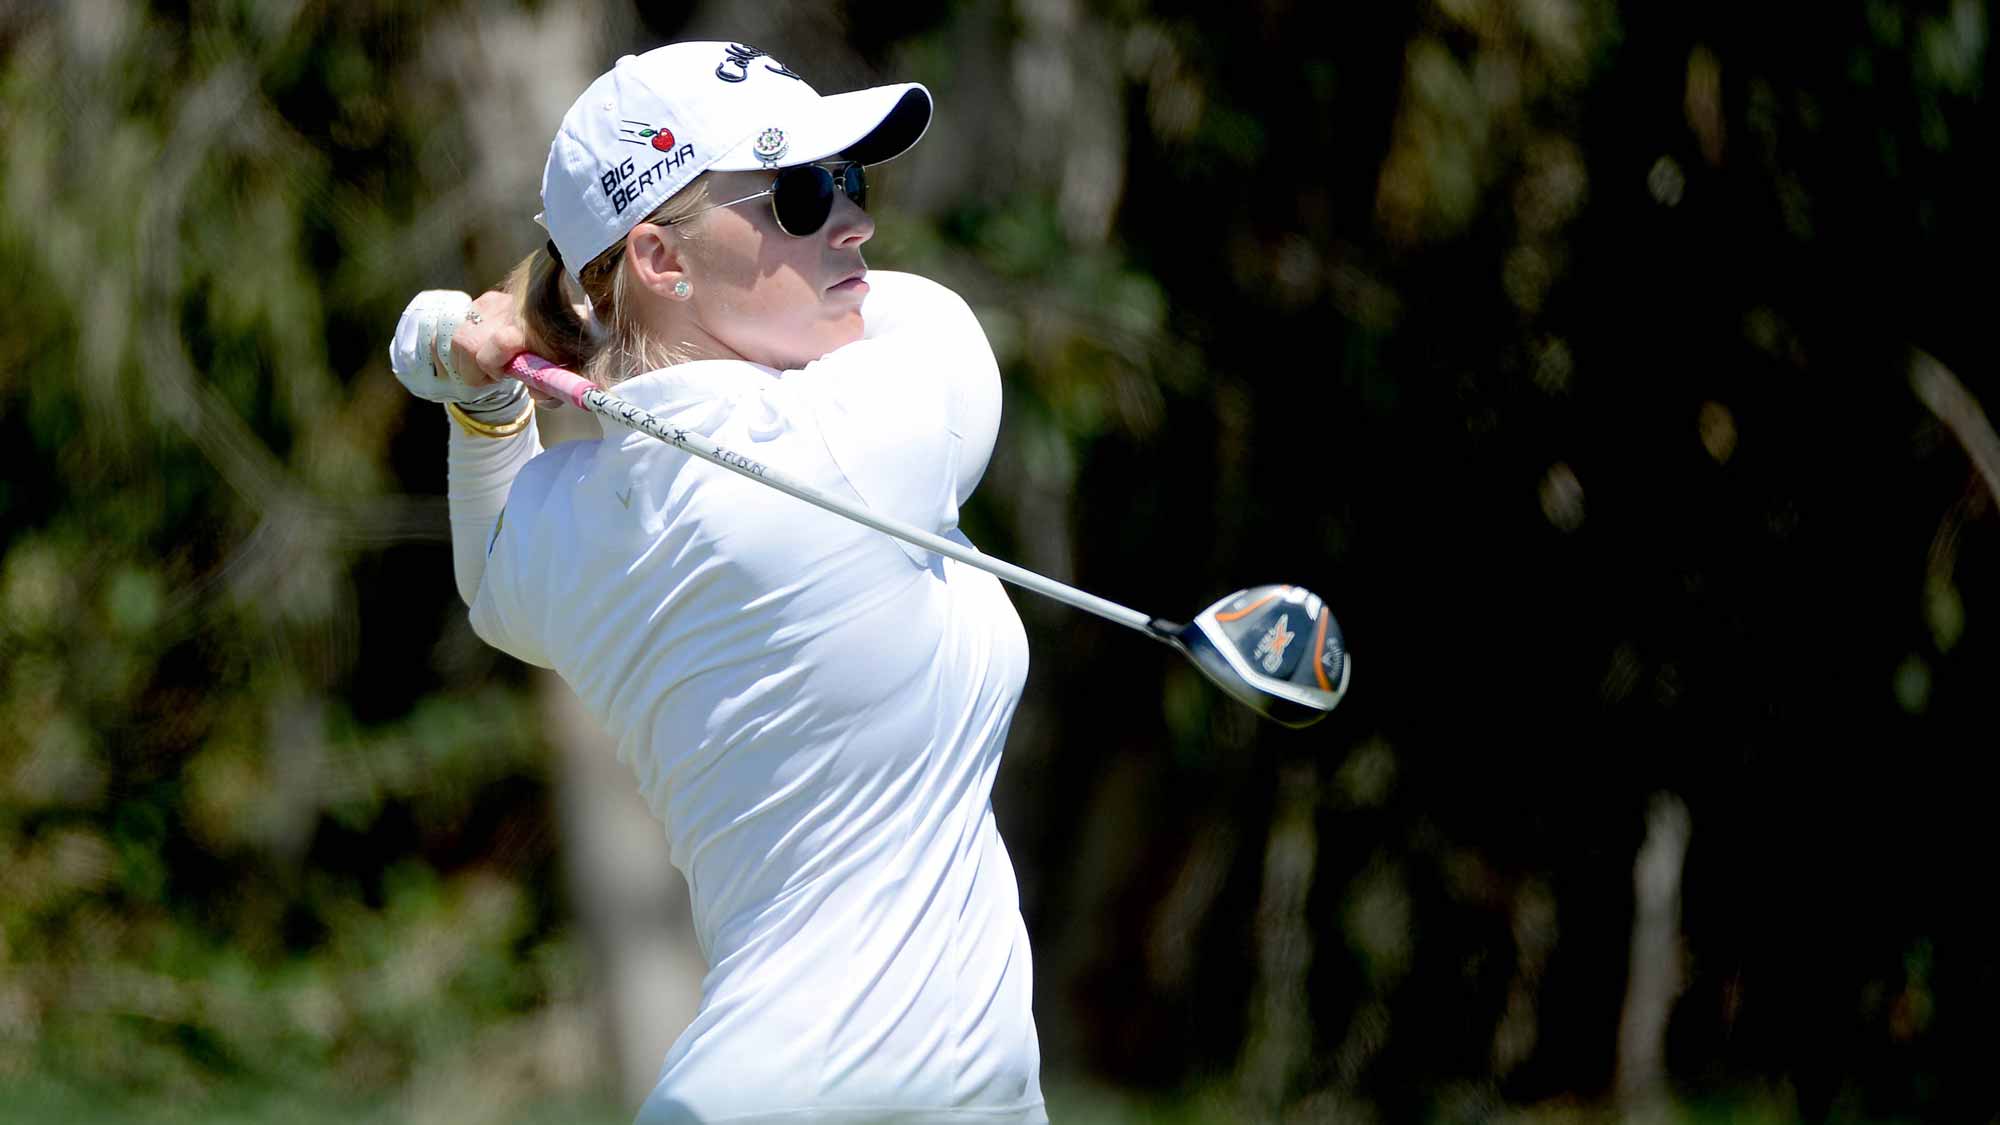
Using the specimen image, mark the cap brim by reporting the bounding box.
[710,83,932,170]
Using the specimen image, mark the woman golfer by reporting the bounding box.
[387,42,1044,1125]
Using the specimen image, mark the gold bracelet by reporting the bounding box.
[445,398,535,439]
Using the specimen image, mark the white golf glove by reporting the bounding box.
[389,289,526,418]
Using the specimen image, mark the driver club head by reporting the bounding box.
[1160,585,1349,728]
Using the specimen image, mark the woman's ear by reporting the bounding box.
[626,222,691,301]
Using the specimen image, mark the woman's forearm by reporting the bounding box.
[447,411,542,607]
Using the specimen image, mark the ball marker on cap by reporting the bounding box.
[753,127,789,166]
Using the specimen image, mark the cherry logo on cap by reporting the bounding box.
[618,120,677,151]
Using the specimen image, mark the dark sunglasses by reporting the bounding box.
[667,161,867,237]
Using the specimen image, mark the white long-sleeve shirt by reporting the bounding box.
[444,272,1044,1124]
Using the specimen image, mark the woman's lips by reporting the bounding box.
[829,275,869,296]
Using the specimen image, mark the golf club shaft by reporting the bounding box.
[508,354,1162,637]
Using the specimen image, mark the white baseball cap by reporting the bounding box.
[539,41,932,278]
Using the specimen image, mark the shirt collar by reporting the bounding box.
[607,359,780,411]
[595,359,783,441]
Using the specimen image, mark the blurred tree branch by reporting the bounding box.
[1911,349,2000,502]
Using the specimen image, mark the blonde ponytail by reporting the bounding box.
[505,242,594,372]
[507,175,717,389]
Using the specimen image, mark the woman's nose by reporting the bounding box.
[826,192,873,248]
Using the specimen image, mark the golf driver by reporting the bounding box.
[508,354,1350,727]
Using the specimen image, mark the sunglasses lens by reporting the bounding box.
[768,165,868,236]
[771,166,835,236]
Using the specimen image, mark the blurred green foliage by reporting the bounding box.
[0,0,588,1113]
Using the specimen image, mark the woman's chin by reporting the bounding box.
[823,314,866,352]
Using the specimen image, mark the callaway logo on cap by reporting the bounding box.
[539,41,933,279]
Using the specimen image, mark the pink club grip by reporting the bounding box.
[507,353,597,410]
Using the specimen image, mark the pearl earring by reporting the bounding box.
[673,279,692,299]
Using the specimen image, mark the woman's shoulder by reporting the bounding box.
[855,270,977,333]
[857,269,959,300]
[506,436,595,512]
[772,271,987,376]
